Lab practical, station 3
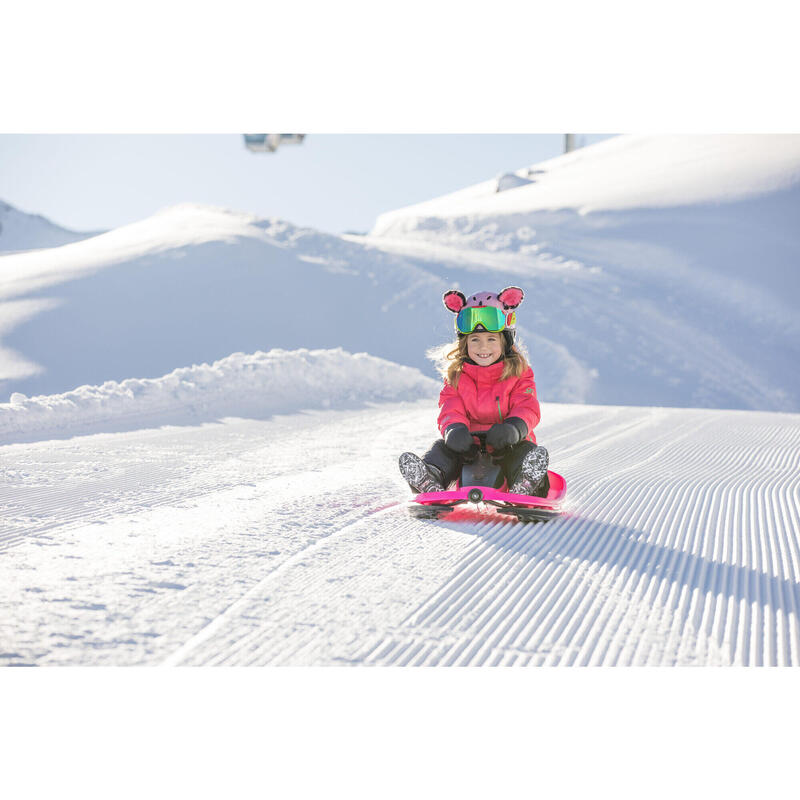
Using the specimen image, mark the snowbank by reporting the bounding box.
[0,348,438,445]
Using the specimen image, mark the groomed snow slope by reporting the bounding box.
[1,354,798,666]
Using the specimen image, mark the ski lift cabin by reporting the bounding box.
[243,134,306,153]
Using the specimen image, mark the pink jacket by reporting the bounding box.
[437,361,541,444]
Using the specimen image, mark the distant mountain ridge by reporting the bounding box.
[0,199,103,253]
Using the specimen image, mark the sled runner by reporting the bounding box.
[407,431,566,523]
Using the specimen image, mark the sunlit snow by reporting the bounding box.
[2,135,799,666]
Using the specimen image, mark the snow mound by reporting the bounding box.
[0,199,102,253]
[0,202,445,400]
[0,348,438,445]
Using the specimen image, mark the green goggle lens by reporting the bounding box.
[456,306,507,334]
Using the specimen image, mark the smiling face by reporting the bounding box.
[466,330,504,366]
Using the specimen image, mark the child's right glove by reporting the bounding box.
[444,423,475,454]
[486,417,528,451]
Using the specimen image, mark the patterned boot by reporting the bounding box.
[509,446,549,497]
[399,452,445,494]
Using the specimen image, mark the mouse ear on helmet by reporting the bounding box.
[497,286,524,309]
[442,290,467,313]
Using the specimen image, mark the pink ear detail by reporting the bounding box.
[497,286,524,308]
[443,290,466,313]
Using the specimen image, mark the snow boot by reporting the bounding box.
[509,445,549,497]
[399,452,445,494]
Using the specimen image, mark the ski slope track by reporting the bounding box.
[2,400,798,667]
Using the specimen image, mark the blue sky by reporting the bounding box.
[0,134,615,235]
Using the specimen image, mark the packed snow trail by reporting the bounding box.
[1,400,799,666]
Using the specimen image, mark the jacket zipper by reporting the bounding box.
[496,396,503,422]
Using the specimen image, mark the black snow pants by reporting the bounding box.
[423,438,548,491]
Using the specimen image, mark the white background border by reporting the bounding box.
[2,2,798,796]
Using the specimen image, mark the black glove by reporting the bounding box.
[486,417,527,451]
[444,423,474,454]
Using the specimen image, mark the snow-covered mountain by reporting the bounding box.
[1,135,799,411]
[367,135,800,411]
[0,204,445,400]
[371,134,800,228]
[0,199,102,253]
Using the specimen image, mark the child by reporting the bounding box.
[399,286,550,497]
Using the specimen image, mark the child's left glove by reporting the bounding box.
[486,417,528,451]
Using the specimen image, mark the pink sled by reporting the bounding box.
[414,469,567,510]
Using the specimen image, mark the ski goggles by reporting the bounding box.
[456,306,508,334]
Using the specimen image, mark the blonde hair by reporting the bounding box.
[435,335,530,388]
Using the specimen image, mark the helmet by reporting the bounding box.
[442,286,524,351]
